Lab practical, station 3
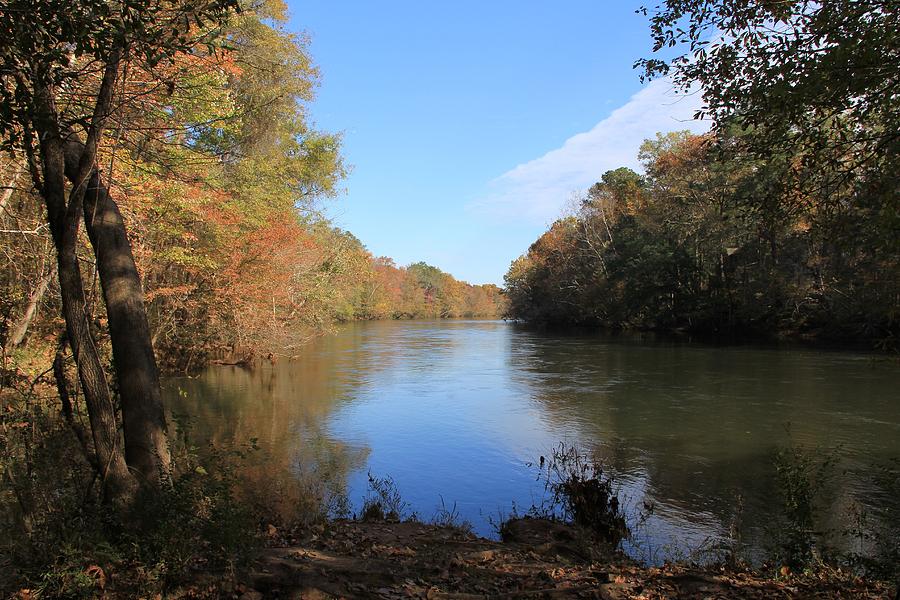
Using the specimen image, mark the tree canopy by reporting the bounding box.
[636,1,900,180]
[504,129,898,347]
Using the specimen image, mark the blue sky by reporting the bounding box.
[286,1,708,285]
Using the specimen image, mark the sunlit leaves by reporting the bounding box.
[0,0,240,152]
[636,0,900,172]
[504,127,899,344]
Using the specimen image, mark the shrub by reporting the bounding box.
[533,442,628,547]
[768,436,837,571]
[1,390,260,598]
[359,473,409,523]
[126,442,260,588]
[431,496,473,534]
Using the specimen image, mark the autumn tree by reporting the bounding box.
[0,0,238,501]
[623,1,899,342]
[505,125,898,345]
[116,1,348,368]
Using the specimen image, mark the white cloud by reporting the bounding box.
[470,79,710,224]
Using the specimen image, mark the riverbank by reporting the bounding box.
[237,519,894,599]
[5,506,896,598]
[506,320,899,356]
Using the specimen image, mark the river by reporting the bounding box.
[165,320,900,563]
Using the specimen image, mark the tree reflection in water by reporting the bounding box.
[165,321,900,562]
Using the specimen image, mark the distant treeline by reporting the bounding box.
[1,181,504,371]
[504,130,898,348]
[356,259,505,322]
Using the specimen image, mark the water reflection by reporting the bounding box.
[165,321,900,561]
[507,328,900,558]
[164,331,378,518]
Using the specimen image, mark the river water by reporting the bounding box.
[165,320,900,562]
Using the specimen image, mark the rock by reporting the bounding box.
[500,517,577,545]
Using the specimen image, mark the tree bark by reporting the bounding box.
[64,137,171,486]
[31,81,136,506]
[8,261,56,347]
[54,340,99,471]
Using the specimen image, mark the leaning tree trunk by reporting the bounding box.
[31,83,136,505]
[64,138,171,486]
[54,246,136,504]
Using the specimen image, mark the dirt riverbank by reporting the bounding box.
[236,519,895,599]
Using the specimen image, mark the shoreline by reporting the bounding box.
[241,518,896,599]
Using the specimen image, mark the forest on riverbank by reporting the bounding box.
[504,3,899,350]
[0,0,506,590]
[503,129,898,348]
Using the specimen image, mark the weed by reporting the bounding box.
[359,473,409,523]
[431,495,473,534]
[528,442,628,547]
[128,440,260,587]
[1,384,261,598]
[690,491,750,568]
[767,432,838,571]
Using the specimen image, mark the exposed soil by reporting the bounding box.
[239,518,896,599]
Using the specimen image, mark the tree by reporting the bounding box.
[0,0,238,502]
[635,2,899,342]
[123,4,347,367]
[636,1,900,178]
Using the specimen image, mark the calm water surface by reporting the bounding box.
[166,320,900,561]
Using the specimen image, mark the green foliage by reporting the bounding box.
[1,380,260,597]
[35,546,109,599]
[768,435,838,571]
[514,1,900,345]
[0,0,239,152]
[636,0,900,183]
[504,129,899,347]
[127,442,260,586]
[1,0,499,375]
[1,386,98,591]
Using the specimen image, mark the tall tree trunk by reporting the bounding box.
[64,138,171,486]
[54,245,136,504]
[8,261,56,347]
[31,82,136,505]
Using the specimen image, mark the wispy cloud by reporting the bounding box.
[470,79,709,224]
